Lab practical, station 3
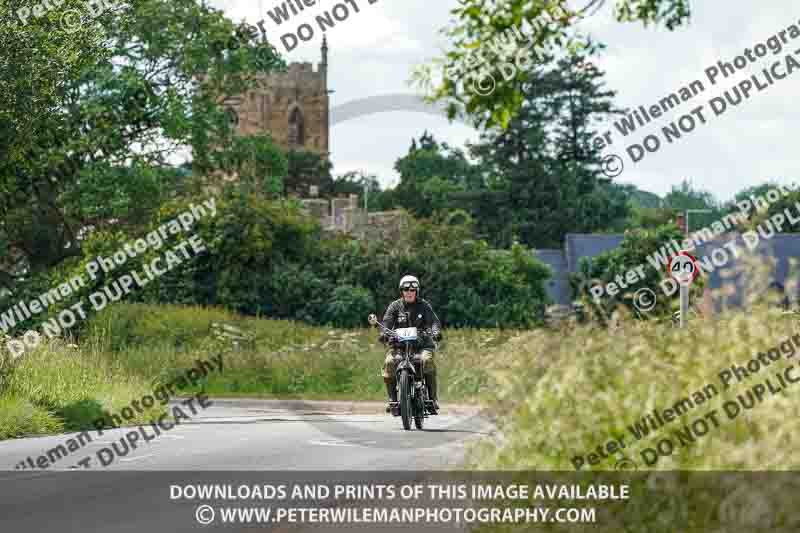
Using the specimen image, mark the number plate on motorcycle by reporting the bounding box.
[395,327,418,341]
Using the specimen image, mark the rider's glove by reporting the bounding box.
[378,333,388,344]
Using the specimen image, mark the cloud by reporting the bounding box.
[210,0,799,202]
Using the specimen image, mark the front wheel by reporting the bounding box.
[399,370,412,430]
[414,396,424,430]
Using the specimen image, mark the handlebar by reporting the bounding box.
[368,314,440,343]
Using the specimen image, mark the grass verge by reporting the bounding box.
[0,302,515,440]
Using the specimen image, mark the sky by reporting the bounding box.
[210,0,800,204]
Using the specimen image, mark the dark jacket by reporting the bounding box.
[381,297,442,350]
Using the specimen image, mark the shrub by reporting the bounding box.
[571,223,704,321]
[321,285,375,328]
[33,188,551,331]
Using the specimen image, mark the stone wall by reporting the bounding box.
[299,196,406,239]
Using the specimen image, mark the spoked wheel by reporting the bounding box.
[399,370,412,430]
[414,392,424,430]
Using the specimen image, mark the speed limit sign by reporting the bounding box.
[669,251,699,286]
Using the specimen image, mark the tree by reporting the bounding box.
[663,179,718,211]
[284,149,334,197]
[0,0,285,289]
[740,181,800,232]
[330,170,390,211]
[572,223,701,321]
[464,54,629,248]
[217,134,287,196]
[729,181,783,216]
[393,132,482,217]
[663,179,723,231]
[411,0,691,129]
[617,183,662,209]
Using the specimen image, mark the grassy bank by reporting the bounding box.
[0,303,515,440]
[466,304,800,531]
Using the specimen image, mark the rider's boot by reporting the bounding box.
[427,373,439,413]
[385,381,397,413]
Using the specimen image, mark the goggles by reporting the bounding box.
[400,281,419,291]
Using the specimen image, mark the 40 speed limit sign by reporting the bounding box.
[669,251,699,286]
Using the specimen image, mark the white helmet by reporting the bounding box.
[398,275,420,292]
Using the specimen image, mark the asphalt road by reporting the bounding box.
[0,399,492,532]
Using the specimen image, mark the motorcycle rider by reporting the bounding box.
[379,275,442,414]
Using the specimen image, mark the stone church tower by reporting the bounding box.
[227,37,330,157]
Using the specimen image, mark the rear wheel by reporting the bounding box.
[399,370,412,430]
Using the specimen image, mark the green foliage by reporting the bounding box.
[322,218,552,328]
[412,0,691,129]
[630,206,678,230]
[285,149,334,196]
[217,134,287,196]
[393,132,478,217]
[469,307,800,530]
[2,336,167,434]
[0,395,63,440]
[461,55,629,248]
[623,184,663,208]
[740,183,800,232]
[1,0,286,290]
[29,186,548,331]
[321,286,376,328]
[571,223,702,319]
[1,303,519,439]
[661,178,724,231]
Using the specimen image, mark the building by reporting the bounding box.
[535,234,625,306]
[539,232,800,312]
[218,37,405,238]
[224,36,330,156]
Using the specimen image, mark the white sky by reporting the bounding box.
[211,0,800,203]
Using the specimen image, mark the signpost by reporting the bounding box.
[669,251,699,328]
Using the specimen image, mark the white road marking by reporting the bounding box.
[119,454,154,462]
[308,439,378,447]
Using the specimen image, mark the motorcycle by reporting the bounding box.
[368,313,436,431]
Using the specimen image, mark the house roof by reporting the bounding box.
[564,234,625,273]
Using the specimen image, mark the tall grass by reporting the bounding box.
[466,282,800,530]
[469,250,800,472]
[472,305,800,471]
[0,303,515,440]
